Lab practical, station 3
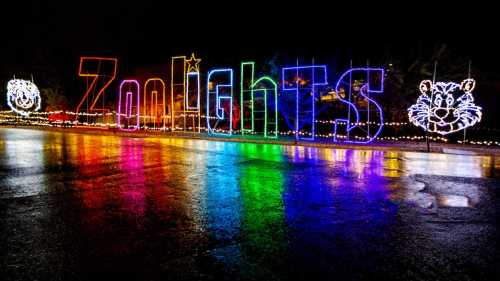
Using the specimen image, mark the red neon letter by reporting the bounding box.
[77,57,118,113]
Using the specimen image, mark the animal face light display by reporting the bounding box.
[408,79,482,135]
[6,79,41,116]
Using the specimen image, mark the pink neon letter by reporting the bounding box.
[117,80,140,131]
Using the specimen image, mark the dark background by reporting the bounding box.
[1,1,499,129]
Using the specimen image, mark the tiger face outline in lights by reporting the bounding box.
[408,78,482,135]
[6,79,41,116]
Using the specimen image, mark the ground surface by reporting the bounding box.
[1,128,499,281]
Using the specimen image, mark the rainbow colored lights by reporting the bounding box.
[70,56,395,143]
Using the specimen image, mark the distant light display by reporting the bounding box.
[67,53,500,146]
[408,79,482,135]
[6,79,41,116]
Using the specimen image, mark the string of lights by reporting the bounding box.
[2,58,495,148]
[1,111,498,146]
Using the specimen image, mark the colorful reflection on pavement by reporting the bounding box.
[0,128,499,280]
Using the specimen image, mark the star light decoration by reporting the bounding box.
[184,53,202,132]
[186,53,201,72]
[6,78,41,116]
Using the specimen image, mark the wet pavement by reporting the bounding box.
[0,128,499,281]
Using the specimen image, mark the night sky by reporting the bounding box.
[1,1,498,125]
[2,2,497,66]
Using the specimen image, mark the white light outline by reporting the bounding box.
[408,79,482,135]
[6,79,41,116]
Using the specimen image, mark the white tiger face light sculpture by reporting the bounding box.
[408,78,482,135]
[6,79,41,116]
